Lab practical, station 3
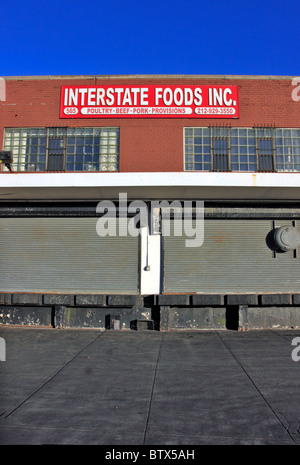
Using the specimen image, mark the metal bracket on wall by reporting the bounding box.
[271,220,277,258]
[292,220,299,259]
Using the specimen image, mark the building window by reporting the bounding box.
[257,138,275,171]
[275,129,300,172]
[184,127,300,172]
[230,128,257,171]
[48,134,65,171]
[2,127,119,172]
[212,137,229,171]
[184,127,211,171]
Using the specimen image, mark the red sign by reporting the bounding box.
[60,85,239,118]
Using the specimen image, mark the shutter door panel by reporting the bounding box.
[163,219,300,294]
[0,218,139,294]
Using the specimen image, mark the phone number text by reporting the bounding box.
[195,107,236,115]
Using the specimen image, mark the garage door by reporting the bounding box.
[0,217,139,294]
[163,218,300,294]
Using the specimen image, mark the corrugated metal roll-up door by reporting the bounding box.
[0,217,139,294]
[163,218,300,294]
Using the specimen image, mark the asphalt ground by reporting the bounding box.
[1,326,300,447]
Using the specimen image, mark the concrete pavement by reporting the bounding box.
[1,326,300,445]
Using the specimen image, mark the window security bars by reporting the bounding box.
[212,137,230,171]
[48,136,65,171]
[185,127,300,172]
[257,138,275,172]
[2,127,119,172]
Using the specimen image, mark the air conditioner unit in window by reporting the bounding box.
[0,151,13,163]
[0,151,13,171]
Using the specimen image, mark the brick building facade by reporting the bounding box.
[0,75,300,330]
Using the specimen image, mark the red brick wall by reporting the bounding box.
[1,76,299,172]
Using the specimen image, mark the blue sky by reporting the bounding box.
[1,0,300,77]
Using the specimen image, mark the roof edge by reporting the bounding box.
[3,74,297,81]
